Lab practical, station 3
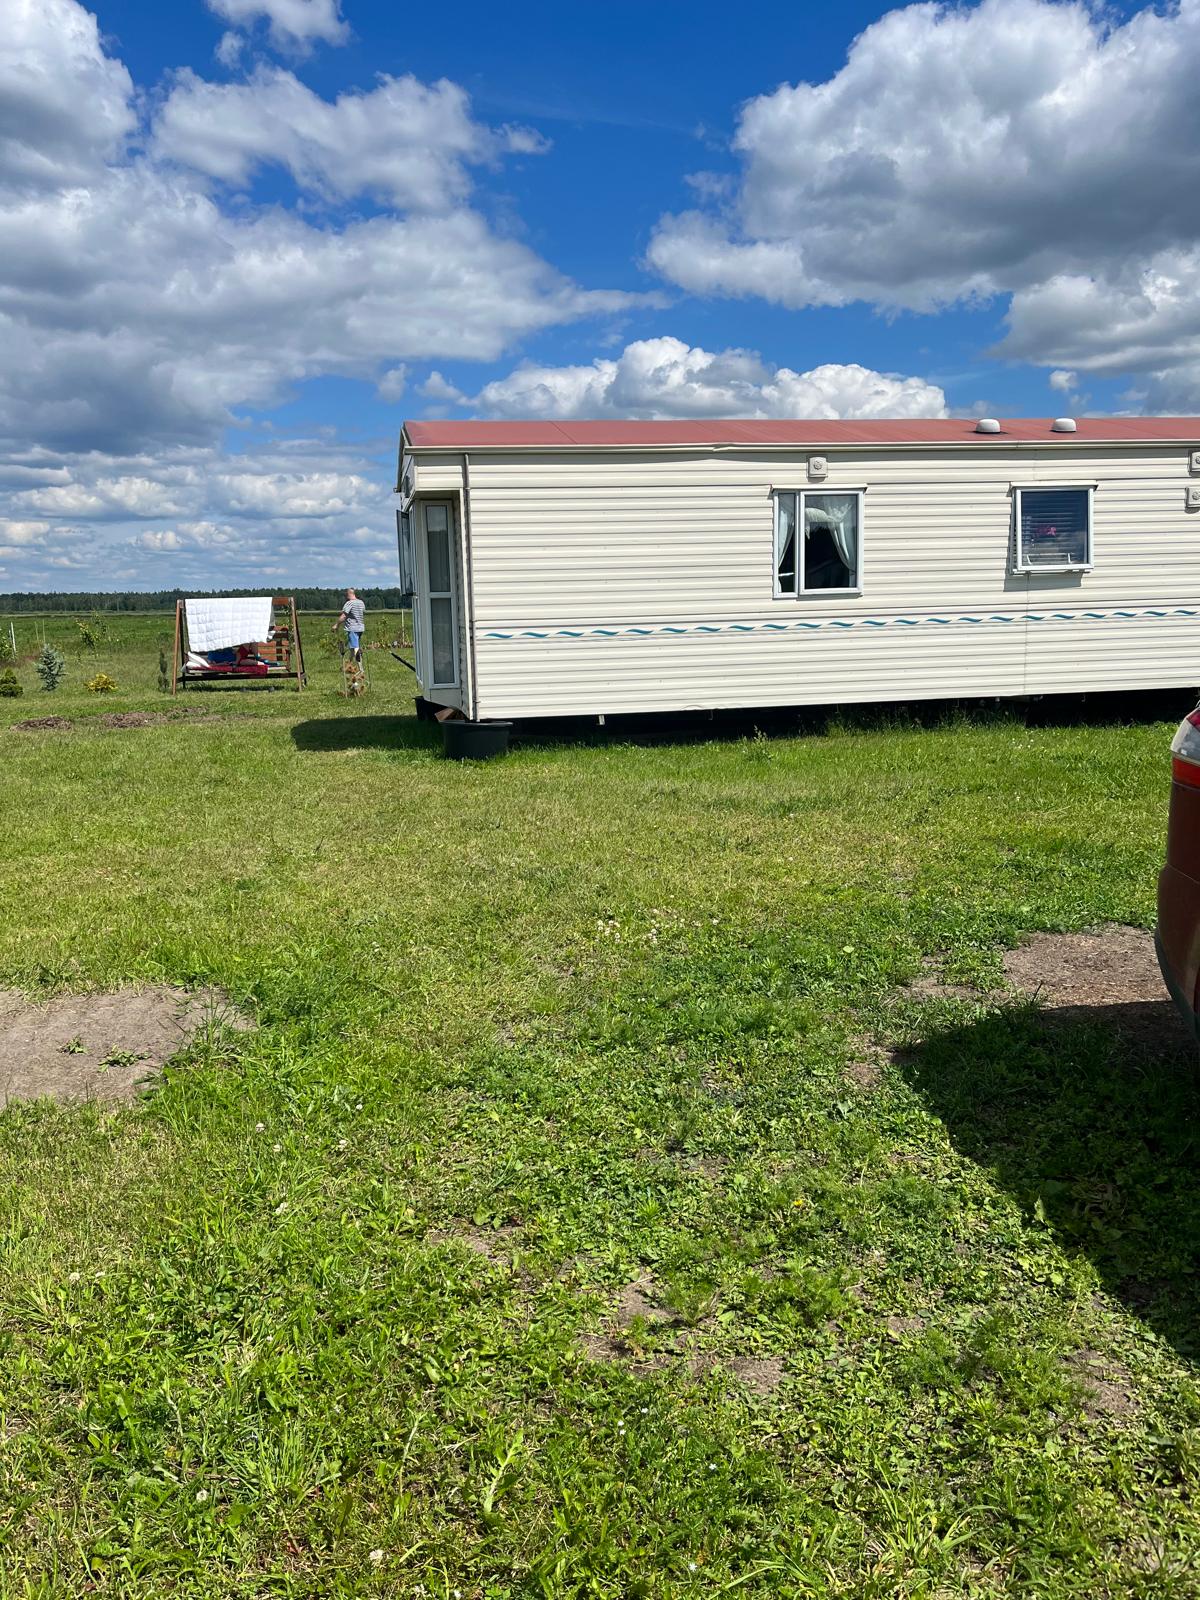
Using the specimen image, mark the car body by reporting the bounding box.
[1157,707,1200,1042]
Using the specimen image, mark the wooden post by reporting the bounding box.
[290,597,305,690]
[171,599,181,696]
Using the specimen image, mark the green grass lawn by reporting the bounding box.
[1,615,1197,1597]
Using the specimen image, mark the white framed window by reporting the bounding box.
[774,490,863,595]
[1013,485,1093,572]
[421,501,459,688]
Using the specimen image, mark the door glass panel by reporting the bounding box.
[426,510,451,592]
[430,596,455,684]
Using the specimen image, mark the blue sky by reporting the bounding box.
[1,0,1197,590]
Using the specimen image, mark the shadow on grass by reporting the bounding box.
[510,688,1199,751]
[290,716,439,754]
[897,998,1200,1359]
[1024,687,1199,728]
[289,690,1196,758]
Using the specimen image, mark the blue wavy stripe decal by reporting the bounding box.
[481,606,1200,642]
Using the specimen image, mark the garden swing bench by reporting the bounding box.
[172,596,306,693]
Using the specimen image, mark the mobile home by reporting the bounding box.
[396,417,1200,724]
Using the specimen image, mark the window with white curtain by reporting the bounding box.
[775,491,862,594]
[1013,486,1093,571]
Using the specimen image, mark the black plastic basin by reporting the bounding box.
[442,719,513,760]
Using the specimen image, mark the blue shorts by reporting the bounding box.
[346,630,362,651]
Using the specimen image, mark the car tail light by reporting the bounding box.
[1171,709,1200,787]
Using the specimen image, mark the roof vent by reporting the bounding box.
[1051,416,1077,433]
[975,418,1001,434]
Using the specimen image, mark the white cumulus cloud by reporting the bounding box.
[205,0,349,51]
[1,437,401,589]
[650,0,1200,314]
[1,0,135,190]
[0,0,650,588]
[0,519,50,546]
[0,176,633,455]
[377,366,408,404]
[998,250,1200,408]
[153,68,546,210]
[464,337,948,420]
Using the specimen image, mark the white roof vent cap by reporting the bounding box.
[975,417,1001,434]
[1051,416,1077,433]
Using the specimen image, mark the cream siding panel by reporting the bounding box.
[405,444,1200,719]
[474,634,1029,718]
[1024,618,1200,696]
[413,461,464,496]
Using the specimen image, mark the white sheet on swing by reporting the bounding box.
[184,597,273,654]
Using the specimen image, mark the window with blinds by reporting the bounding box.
[1014,486,1093,571]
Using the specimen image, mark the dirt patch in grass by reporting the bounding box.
[445,1230,495,1257]
[97,711,222,730]
[0,986,250,1107]
[885,1314,926,1338]
[898,928,1179,1049]
[582,1338,787,1396]
[100,712,172,729]
[616,1276,672,1326]
[904,960,983,1002]
[845,1055,882,1090]
[10,710,223,735]
[845,1037,890,1090]
[11,716,73,732]
[429,1223,521,1260]
[1064,1348,1141,1423]
[580,1277,676,1363]
[678,1152,727,1180]
[1003,926,1163,1007]
[727,1355,786,1396]
[1000,927,1190,1054]
[578,1331,624,1362]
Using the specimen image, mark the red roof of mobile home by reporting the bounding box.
[404,417,1200,449]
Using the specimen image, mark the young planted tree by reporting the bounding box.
[74,614,116,653]
[35,644,66,692]
[0,668,22,697]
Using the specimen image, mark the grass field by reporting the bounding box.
[1,613,1198,1597]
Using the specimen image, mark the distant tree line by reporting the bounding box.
[0,588,408,613]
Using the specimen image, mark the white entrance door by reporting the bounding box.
[417,501,459,692]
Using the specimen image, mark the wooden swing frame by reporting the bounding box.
[172,596,306,694]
